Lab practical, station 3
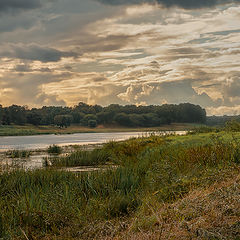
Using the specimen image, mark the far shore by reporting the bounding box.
[0,123,199,137]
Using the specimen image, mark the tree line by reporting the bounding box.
[0,102,206,128]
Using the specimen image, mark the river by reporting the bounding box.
[0,131,186,170]
[0,131,186,151]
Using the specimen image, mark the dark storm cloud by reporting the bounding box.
[0,0,42,12]
[96,0,240,9]
[1,44,78,63]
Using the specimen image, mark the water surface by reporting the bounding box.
[0,132,150,151]
[0,131,186,151]
[0,131,186,170]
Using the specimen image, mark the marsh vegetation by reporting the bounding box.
[0,130,239,239]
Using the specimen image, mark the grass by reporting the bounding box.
[5,150,31,158]
[49,148,111,167]
[0,131,239,239]
[0,123,199,136]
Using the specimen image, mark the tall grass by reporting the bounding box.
[49,148,112,167]
[5,149,31,158]
[0,132,239,239]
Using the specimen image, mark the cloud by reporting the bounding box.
[13,64,52,73]
[0,44,78,62]
[96,0,240,9]
[14,64,32,72]
[207,105,240,115]
[35,92,66,106]
[223,76,240,98]
[0,0,42,13]
[0,71,70,107]
[117,80,219,107]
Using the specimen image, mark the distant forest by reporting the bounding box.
[0,102,206,128]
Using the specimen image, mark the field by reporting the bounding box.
[0,131,239,239]
[0,123,200,136]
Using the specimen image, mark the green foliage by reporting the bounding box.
[54,114,73,128]
[189,125,218,134]
[81,114,97,126]
[225,120,240,132]
[0,102,207,128]
[47,145,62,154]
[49,148,111,167]
[6,149,31,158]
[88,119,97,128]
[0,167,142,238]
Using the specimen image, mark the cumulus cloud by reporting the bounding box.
[117,80,219,107]
[96,0,240,9]
[0,44,78,62]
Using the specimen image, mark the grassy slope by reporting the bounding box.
[0,131,239,239]
[0,123,201,136]
[115,170,240,240]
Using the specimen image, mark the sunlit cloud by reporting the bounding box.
[0,0,239,115]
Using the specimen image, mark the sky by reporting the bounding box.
[0,0,240,115]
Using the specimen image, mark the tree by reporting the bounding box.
[2,108,11,125]
[71,111,85,124]
[96,111,113,125]
[54,115,73,128]
[0,102,207,127]
[81,114,97,126]
[88,119,97,128]
[128,114,145,127]
[26,112,42,126]
[8,105,27,125]
[114,113,130,126]
[0,105,2,125]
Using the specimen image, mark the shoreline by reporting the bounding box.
[0,123,199,137]
[0,131,188,152]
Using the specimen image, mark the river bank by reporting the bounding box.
[0,123,200,136]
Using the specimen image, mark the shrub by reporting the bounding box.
[47,145,62,154]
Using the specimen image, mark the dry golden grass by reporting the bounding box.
[102,168,240,240]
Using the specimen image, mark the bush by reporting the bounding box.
[47,145,62,154]
[225,120,240,132]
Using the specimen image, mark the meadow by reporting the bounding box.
[0,130,239,239]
